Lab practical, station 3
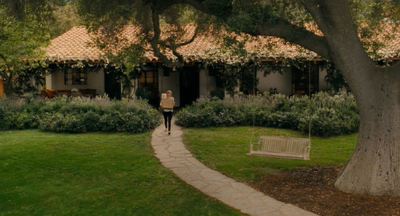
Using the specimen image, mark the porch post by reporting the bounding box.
[0,78,4,98]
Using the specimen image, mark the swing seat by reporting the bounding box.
[248,136,311,160]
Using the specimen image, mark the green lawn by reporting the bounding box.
[0,131,240,216]
[184,127,357,183]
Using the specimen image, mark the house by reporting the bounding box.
[44,24,400,107]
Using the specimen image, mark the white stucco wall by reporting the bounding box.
[199,68,217,97]
[45,74,53,89]
[159,69,181,106]
[46,69,105,95]
[319,66,329,91]
[257,68,292,95]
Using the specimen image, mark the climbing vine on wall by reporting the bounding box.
[324,62,349,92]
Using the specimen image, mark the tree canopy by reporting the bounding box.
[74,0,399,66]
[0,0,79,94]
[0,0,77,94]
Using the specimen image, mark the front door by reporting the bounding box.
[105,68,122,100]
[180,66,199,107]
[137,65,159,107]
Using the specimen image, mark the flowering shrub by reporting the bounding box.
[176,92,359,136]
[0,96,160,133]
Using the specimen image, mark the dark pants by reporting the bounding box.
[163,111,173,131]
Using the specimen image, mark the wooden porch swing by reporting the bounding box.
[248,65,312,161]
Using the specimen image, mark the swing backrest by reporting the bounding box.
[249,136,310,160]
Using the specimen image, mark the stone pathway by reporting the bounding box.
[151,123,318,216]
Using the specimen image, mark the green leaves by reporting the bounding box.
[0,1,82,95]
[0,96,161,133]
[77,0,136,29]
[0,3,53,94]
[176,92,359,136]
[0,10,46,66]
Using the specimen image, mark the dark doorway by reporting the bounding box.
[137,65,159,107]
[292,64,319,96]
[105,69,122,100]
[180,66,199,107]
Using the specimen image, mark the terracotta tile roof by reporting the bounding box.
[364,23,400,60]
[46,27,103,62]
[46,24,400,63]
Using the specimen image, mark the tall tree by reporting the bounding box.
[76,0,400,196]
[0,0,66,95]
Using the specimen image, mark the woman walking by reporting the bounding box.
[160,90,175,135]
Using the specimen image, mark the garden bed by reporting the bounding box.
[0,96,161,133]
[177,92,359,136]
[254,167,400,216]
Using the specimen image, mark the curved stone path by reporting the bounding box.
[151,123,318,216]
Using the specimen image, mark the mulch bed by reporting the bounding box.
[253,167,400,216]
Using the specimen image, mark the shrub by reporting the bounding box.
[98,112,125,132]
[210,88,225,100]
[82,111,101,132]
[0,96,161,133]
[39,114,87,133]
[176,91,359,136]
[298,93,359,136]
[11,112,39,129]
[0,106,10,130]
[0,98,38,130]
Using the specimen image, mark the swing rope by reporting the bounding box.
[249,66,257,151]
[308,63,312,140]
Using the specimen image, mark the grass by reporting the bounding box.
[0,130,241,216]
[184,127,357,183]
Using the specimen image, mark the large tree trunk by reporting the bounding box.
[335,72,400,195]
[300,0,400,196]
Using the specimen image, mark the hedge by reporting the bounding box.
[0,96,161,133]
[176,92,359,136]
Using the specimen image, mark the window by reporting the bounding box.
[292,64,319,95]
[72,70,88,85]
[139,69,158,88]
[64,69,88,85]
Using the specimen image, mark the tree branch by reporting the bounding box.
[298,0,381,102]
[149,2,202,67]
[162,0,330,59]
[156,39,185,64]
[161,26,199,63]
[149,5,174,67]
[252,18,330,59]
[175,26,199,47]
[299,0,375,66]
